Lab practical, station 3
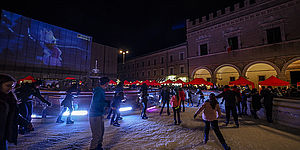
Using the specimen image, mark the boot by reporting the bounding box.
[56,116,64,123]
[174,120,177,125]
[222,143,231,150]
[113,122,120,127]
[66,117,74,124]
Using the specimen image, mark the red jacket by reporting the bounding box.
[179,90,186,101]
[170,95,181,108]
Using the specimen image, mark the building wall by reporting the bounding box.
[90,42,118,79]
[118,43,188,81]
[187,0,300,86]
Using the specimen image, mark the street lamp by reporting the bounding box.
[119,49,129,64]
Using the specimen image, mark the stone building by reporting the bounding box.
[118,0,300,88]
[117,43,188,82]
[186,0,300,87]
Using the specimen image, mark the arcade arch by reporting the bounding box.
[215,65,240,86]
[284,59,300,86]
[245,63,277,88]
[193,68,212,82]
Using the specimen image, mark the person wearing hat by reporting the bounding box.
[89,77,109,150]
[14,80,51,134]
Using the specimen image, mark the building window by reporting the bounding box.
[161,69,164,75]
[161,57,164,64]
[230,77,235,82]
[180,52,184,60]
[136,72,139,77]
[200,44,208,56]
[142,62,144,67]
[148,71,151,77]
[258,76,265,81]
[142,72,144,76]
[154,59,156,65]
[148,60,151,66]
[228,36,239,50]
[170,55,173,62]
[136,63,139,68]
[153,70,156,76]
[180,66,184,73]
[266,27,282,44]
[170,68,174,75]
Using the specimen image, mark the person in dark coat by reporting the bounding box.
[56,84,80,124]
[261,86,275,123]
[107,83,124,120]
[160,86,171,116]
[196,88,205,107]
[250,88,262,119]
[110,91,124,127]
[0,74,33,150]
[15,80,51,134]
[186,88,193,107]
[140,83,148,119]
[216,85,240,127]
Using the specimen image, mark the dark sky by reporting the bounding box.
[1,0,243,58]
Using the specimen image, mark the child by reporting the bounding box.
[194,93,231,150]
[170,88,181,125]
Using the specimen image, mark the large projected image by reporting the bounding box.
[0,10,91,71]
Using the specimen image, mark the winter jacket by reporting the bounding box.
[179,90,186,101]
[111,93,124,108]
[89,87,107,117]
[160,89,171,101]
[61,94,74,107]
[170,95,181,108]
[0,92,30,145]
[216,88,240,107]
[15,84,51,106]
[195,100,222,121]
[251,92,262,110]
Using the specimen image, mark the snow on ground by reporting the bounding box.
[9,106,300,150]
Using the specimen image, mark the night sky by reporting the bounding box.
[1,0,243,58]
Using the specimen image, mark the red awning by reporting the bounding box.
[188,78,213,85]
[297,82,300,86]
[124,80,130,85]
[131,80,141,85]
[229,76,254,87]
[149,80,161,86]
[173,79,186,84]
[161,79,174,84]
[65,77,76,80]
[259,76,290,86]
[109,80,117,85]
[19,76,36,83]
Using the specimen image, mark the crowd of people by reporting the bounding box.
[1,72,298,150]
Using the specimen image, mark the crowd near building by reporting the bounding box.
[118,0,300,89]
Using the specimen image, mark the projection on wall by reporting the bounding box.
[0,10,92,72]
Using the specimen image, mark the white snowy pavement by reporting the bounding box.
[9,107,300,150]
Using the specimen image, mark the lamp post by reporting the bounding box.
[119,49,129,64]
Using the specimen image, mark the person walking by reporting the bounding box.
[56,84,80,124]
[110,91,124,127]
[196,88,205,107]
[140,83,148,119]
[0,74,33,150]
[216,85,240,127]
[170,88,181,125]
[232,86,242,116]
[186,88,193,107]
[250,88,262,119]
[15,80,51,134]
[89,77,110,150]
[261,86,275,123]
[194,93,231,150]
[178,87,186,112]
[160,86,171,116]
